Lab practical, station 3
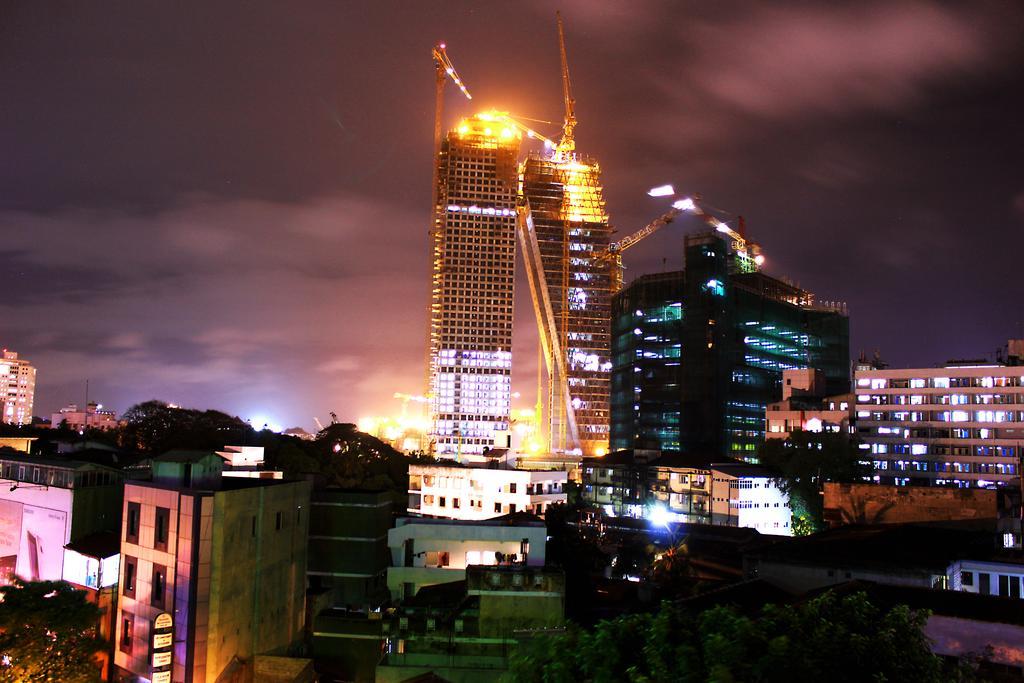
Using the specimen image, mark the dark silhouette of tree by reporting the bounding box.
[0,580,104,682]
[118,400,253,453]
[505,591,972,683]
[543,503,609,622]
[757,430,871,535]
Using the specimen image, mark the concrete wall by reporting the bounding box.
[752,558,938,593]
[823,483,998,527]
[308,490,392,606]
[205,480,310,678]
[926,615,1024,669]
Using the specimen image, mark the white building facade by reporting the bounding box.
[408,463,566,520]
[1,350,36,425]
[949,558,1024,599]
[386,516,547,600]
[855,364,1024,487]
[710,464,793,536]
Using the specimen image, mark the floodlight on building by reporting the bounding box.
[647,184,674,197]
[647,504,672,529]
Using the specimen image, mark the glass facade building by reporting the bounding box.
[611,231,850,460]
[610,272,684,451]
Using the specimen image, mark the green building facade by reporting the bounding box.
[611,231,849,460]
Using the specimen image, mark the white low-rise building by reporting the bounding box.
[949,558,1024,599]
[386,515,547,600]
[408,463,566,520]
[710,463,792,536]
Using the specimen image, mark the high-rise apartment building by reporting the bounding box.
[1,350,36,425]
[521,153,613,456]
[610,230,850,460]
[428,112,521,458]
[855,359,1024,488]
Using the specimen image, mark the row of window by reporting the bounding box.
[872,460,1018,475]
[0,463,118,488]
[866,443,1017,457]
[961,570,1023,598]
[858,376,1023,389]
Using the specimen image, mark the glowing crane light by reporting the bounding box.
[648,184,674,197]
[672,198,696,211]
[754,254,766,266]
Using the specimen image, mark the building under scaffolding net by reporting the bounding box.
[428,113,521,458]
[521,152,613,456]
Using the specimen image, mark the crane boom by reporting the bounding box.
[595,195,764,291]
[431,44,473,101]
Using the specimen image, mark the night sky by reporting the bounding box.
[3,1,1023,430]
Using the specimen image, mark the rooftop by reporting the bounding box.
[153,449,221,464]
[710,462,781,479]
[396,512,545,529]
[749,521,998,572]
[65,531,120,559]
[0,448,121,473]
[816,580,1024,627]
[583,449,742,471]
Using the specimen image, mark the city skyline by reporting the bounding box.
[3,1,1024,430]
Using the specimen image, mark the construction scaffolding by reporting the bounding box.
[520,152,613,455]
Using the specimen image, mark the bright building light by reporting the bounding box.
[647,504,673,529]
[249,415,282,433]
[648,184,674,197]
[754,254,766,266]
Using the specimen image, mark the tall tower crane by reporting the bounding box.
[556,11,576,155]
[431,43,472,164]
[424,44,474,401]
[595,192,765,292]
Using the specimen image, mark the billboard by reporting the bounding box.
[0,499,22,585]
[16,505,68,582]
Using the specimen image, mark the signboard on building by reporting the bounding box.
[151,611,174,681]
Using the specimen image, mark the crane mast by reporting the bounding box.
[556,11,576,154]
[424,44,474,404]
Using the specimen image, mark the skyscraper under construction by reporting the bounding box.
[520,154,612,456]
[428,113,521,457]
[518,14,613,456]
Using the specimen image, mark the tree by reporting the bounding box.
[757,431,871,534]
[543,503,609,622]
[0,579,104,682]
[118,400,253,453]
[504,590,972,683]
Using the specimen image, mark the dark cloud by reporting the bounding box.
[2,0,1023,428]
